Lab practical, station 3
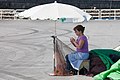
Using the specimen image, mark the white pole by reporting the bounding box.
[55,20,57,36]
[53,20,57,74]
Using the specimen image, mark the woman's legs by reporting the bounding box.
[65,54,78,75]
[65,55,73,71]
[66,52,89,75]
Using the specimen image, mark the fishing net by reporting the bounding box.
[52,36,74,76]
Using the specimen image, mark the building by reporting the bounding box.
[0,0,120,9]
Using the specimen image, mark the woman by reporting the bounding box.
[65,25,89,75]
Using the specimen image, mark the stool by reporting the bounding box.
[78,60,90,75]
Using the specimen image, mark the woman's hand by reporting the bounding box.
[70,37,76,47]
[70,37,75,43]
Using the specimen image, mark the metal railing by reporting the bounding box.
[0,9,120,20]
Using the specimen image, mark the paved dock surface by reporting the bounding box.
[0,20,120,80]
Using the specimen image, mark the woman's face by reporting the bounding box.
[74,29,81,36]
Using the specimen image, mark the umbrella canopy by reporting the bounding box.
[17,1,91,22]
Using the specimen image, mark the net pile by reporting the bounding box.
[53,36,74,76]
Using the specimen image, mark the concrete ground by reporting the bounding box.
[0,20,120,80]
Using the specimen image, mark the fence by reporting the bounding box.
[0,9,120,20]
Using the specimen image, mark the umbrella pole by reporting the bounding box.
[55,20,57,36]
[51,20,57,75]
[51,35,56,74]
[50,20,57,74]
[54,20,57,74]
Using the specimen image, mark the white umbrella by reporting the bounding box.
[18,1,91,22]
[17,1,91,35]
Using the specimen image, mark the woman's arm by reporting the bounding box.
[72,39,85,49]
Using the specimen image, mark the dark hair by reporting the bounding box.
[73,25,85,33]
